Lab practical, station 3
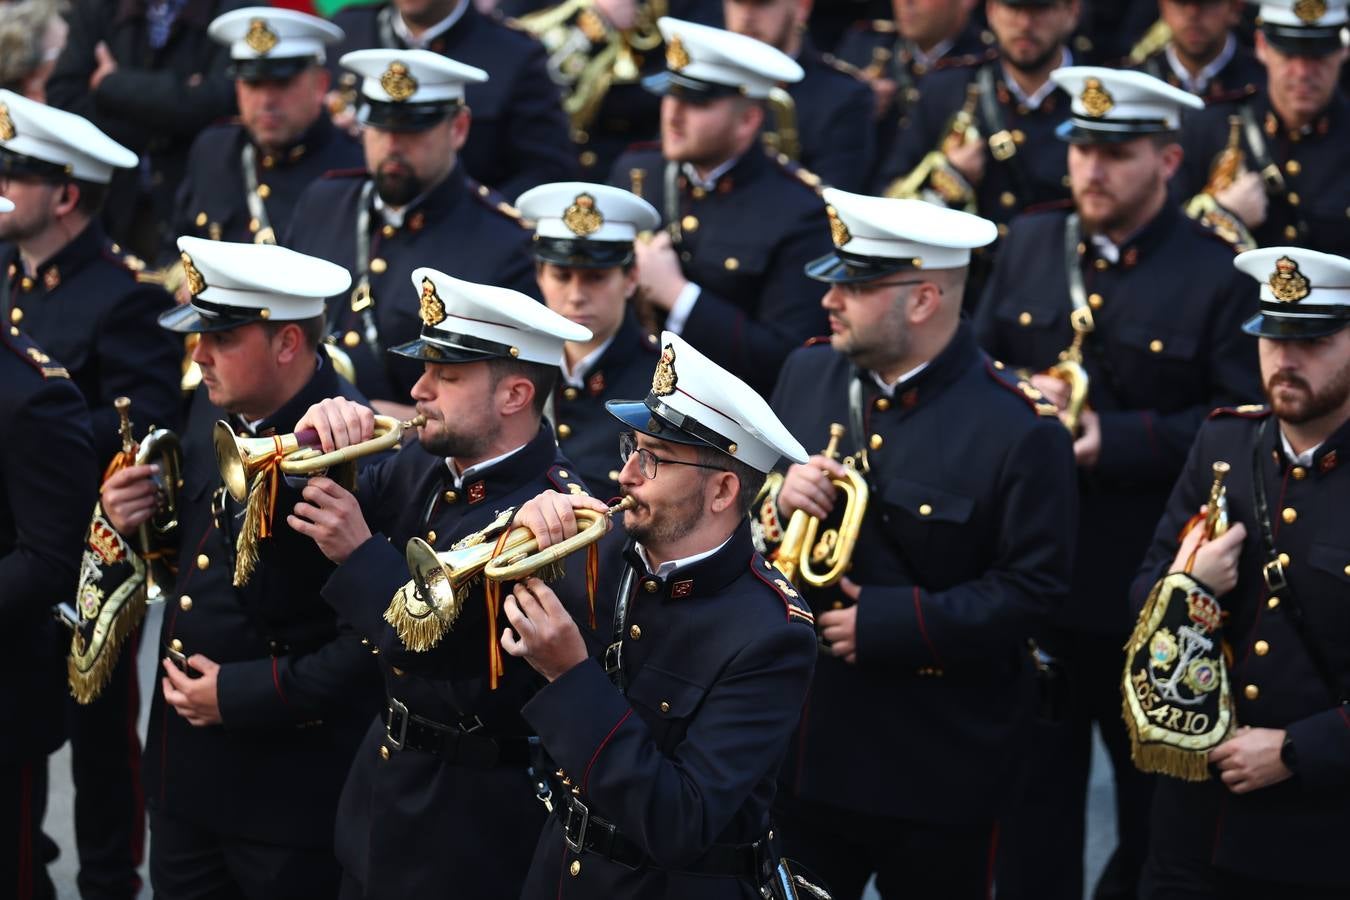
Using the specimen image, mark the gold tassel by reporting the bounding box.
[68,587,148,704]
[383,581,460,652]
[233,474,268,587]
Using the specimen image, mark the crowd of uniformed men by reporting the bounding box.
[1,0,1348,897]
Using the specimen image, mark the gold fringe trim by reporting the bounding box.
[68,587,147,705]
[233,474,269,587]
[383,578,470,652]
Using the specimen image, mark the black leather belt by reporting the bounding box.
[557,792,767,880]
[384,699,530,766]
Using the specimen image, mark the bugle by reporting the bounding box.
[1183,115,1256,251]
[1179,461,1231,574]
[884,82,982,211]
[1041,306,1094,436]
[773,424,869,588]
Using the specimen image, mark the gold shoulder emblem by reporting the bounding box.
[1294,0,1327,24]
[562,192,604,236]
[1080,77,1114,118]
[666,34,690,72]
[826,206,851,248]
[0,103,15,141]
[419,277,447,327]
[381,62,418,102]
[180,252,206,297]
[1268,256,1310,303]
[245,18,279,55]
[652,344,678,396]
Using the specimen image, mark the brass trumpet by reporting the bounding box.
[1042,306,1094,436]
[885,82,981,211]
[1183,116,1257,251]
[1180,461,1231,574]
[213,414,424,503]
[773,424,869,588]
[117,396,183,596]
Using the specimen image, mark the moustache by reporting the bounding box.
[1268,372,1310,392]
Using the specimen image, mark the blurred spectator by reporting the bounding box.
[0,0,68,101]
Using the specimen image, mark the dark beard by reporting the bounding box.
[1003,40,1061,75]
[374,167,423,207]
[419,422,493,461]
[1264,365,1350,425]
[625,490,704,548]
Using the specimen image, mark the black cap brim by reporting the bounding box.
[158,302,269,334]
[804,250,922,284]
[1259,23,1346,57]
[532,237,634,269]
[1056,118,1178,145]
[642,71,744,102]
[230,56,315,83]
[1242,311,1350,339]
[388,335,504,364]
[359,100,459,133]
[0,147,73,181]
[605,399,706,447]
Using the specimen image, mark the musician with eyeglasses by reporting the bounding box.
[98,238,381,899]
[757,190,1076,899]
[286,270,606,900]
[490,329,818,899]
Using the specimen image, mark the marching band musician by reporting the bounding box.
[1127,0,1263,102]
[496,330,819,899]
[516,181,662,495]
[284,49,536,413]
[608,16,831,396]
[975,67,1262,900]
[1135,247,1350,899]
[99,238,381,899]
[174,8,362,248]
[287,272,600,900]
[762,190,1077,899]
[0,90,180,900]
[0,234,98,899]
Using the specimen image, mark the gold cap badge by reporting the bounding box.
[652,344,677,396]
[0,103,14,142]
[180,253,206,297]
[1269,256,1311,303]
[245,18,279,55]
[1294,0,1327,24]
[1080,78,1114,118]
[562,193,604,237]
[666,34,690,72]
[381,62,418,102]
[826,206,851,248]
[419,277,447,327]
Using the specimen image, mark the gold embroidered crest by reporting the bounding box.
[180,253,206,296]
[1294,0,1327,23]
[652,344,677,396]
[381,62,418,102]
[826,206,851,248]
[1080,78,1114,118]
[1269,255,1311,303]
[245,18,279,55]
[0,103,14,141]
[562,193,604,236]
[419,277,446,327]
[666,34,690,72]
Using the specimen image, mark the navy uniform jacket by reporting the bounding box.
[607,146,829,395]
[283,165,536,403]
[769,324,1076,823]
[2,223,182,465]
[832,19,992,186]
[1134,407,1350,890]
[1129,40,1265,104]
[0,329,97,764]
[1177,89,1350,255]
[331,2,575,199]
[874,56,1072,229]
[519,524,818,899]
[143,357,382,846]
[322,424,603,900]
[975,204,1262,635]
[549,312,659,496]
[782,40,875,192]
[173,114,363,249]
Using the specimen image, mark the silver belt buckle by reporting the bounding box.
[386,698,409,750]
[564,797,590,853]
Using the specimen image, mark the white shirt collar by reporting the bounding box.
[444,441,528,489]
[561,332,617,388]
[635,531,734,579]
[392,0,468,49]
[1165,33,1235,95]
[682,156,739,192]
[870,362,929,397]
[1002,47,1071,111]
[1280,428,1322,468]
[1090,233,1120,265]
[910,36,955,69]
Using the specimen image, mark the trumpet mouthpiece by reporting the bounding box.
[407,414,427,428]
[1211,460,1231,478]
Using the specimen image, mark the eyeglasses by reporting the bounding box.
[618,431,726,480]
[837,278,936,298]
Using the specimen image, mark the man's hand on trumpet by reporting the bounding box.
[101,464,164,535]
[510,488,611,550]
[777,454,847,520]
[288,477,371,565]
[295,396,378,453]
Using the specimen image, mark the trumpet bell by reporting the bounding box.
[213,423,304,502]
[406,536,468,625]
[1043,359,1090,436]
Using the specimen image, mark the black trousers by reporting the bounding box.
[995,629,1154,900]
[1,756,55,900]
[68,628,146,900]
[775,794,997,900]
[149,810,340,900]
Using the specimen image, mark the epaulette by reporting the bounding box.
[322,167,367,180]
[769,153,823,194]
[749,556,816,627]
[752,471,786,550]
[101,242,148,278]
[802,335,831,347]
[985,359,1058,418]
[545,463,591,496]
[1205,84,1259,107]
[3,328,70,380]
[935,48,997,71]
[1187,210,1245,254]
[820,52,867,81]
[470,180,528,228]
[1208,404,1270,420]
